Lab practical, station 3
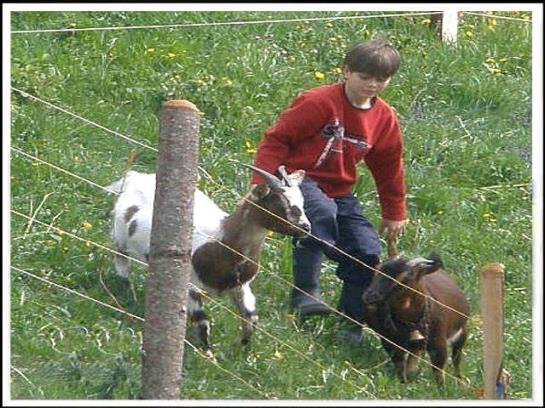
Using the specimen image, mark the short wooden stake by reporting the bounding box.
[431,11,459,44]
[480,262,506,399]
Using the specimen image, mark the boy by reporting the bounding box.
[251,38,407,343]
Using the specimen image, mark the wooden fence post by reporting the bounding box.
[480,263,506,399]
[141,100,200,399]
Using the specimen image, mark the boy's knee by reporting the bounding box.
[336,253,380,287]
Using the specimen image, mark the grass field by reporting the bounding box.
[9,9,535,401]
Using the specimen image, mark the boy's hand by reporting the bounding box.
[378,218,407,240]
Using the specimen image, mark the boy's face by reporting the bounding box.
[343,67,391,101]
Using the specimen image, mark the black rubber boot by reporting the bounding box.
[337,281,367,345]
[290,242,331,316]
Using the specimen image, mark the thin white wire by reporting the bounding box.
[11,210,375,395]
[11,265,271,398]
[11,147,117,194]
[8,8,520,391]
[463,12,532,22]
[11,87,158,152]
[10,207,467,388]
[11,87,217,184]
[10,12,445,35]
[12,145,473,321]
[12,265,145,321]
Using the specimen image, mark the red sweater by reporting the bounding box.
[252,83,406,221]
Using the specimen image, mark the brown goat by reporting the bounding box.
[362,254,469,384]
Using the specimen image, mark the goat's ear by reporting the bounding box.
[286,169,306,186]
[250,184,270,200]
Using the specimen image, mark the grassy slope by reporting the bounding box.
[10,11,532,400]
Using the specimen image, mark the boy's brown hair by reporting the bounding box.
[343,38,401,78]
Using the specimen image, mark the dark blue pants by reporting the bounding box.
[295,178,381,288]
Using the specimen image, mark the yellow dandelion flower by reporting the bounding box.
[487,67,502,75]
[82,221,93,229]
[331,67,342,74]
[499,57,508,63]
[465,31,474,37]
[245,141,257,154]
[31,162,40,166]
[421,18,432,25]
[274,350,285,360]
[485,57,495,63]
[145,48,155,54]
[221,77,233,86]
[166,52,176,59]
[314,71,325,80]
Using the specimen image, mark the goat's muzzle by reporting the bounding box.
[295,222,311,237]
[362,290,382,306]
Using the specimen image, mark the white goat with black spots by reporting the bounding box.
[106,166,310,353]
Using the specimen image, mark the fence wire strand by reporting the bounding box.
[10,10,524,392]
[10,216,374,396]
[11,265,271,399]
[11,11,445,34]
[11,195,469,388]
[11,144,473,322]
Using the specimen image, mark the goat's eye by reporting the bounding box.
[290,206,302,217]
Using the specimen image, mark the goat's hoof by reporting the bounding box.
[238,336,252,347]
[203,349,217,363]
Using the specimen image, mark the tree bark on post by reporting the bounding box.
[141,100,200,399]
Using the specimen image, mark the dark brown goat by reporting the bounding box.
[362,254,469,384]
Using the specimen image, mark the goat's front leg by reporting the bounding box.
[113,250,131,278]
[188,287,213,358]
[381,338,408,382]
[230,283,258,346]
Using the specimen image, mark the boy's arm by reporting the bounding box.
[363,114,407,224]
[251,94,327,184]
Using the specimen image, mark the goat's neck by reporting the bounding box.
[220,204,267,254]
[393,284,427,321]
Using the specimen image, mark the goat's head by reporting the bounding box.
[245,165,311,238]
[362,253,443,305]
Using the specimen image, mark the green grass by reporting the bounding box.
[10,10,533,400]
